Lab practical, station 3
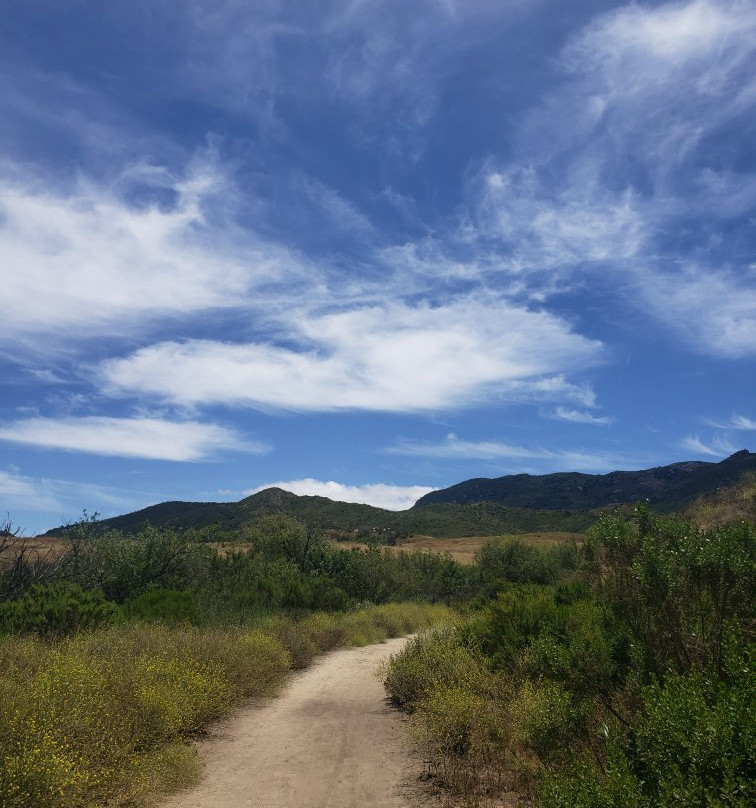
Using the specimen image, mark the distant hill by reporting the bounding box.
[43,451,755,539]
[46,487,597,539]
[413,450,756,512]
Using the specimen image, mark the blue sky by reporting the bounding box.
[1,0,754,534]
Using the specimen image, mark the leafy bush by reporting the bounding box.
[0,582,119,638]
[383,624,487,711]
[122,588,200,625]
[584,507,754,678]
[508,679,584,762]
[475,538,578,593]
[67,525,214,604]
[632,643,755,807]
[542,648,755,808]
[385,509,754,807]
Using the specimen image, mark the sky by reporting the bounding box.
[1,0,754,534]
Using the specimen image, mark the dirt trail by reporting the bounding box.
[161,636,434,808]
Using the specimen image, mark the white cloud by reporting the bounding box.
[385,433,625,472]
[99,297,602,412]
[0,416,265,461]
[248,479,437,511]
[479,167,647,276]
[549,407,613,426]
[466,0,756,358]
[0,162,311,345]
[567,0,752,70]
[680,433,738,458]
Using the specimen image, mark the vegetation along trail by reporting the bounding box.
[161,636,430,808]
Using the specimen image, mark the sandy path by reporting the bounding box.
[161,636,431,808]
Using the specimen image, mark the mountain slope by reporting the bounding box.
[413,450,756,512]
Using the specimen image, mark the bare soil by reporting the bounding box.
[159,636,441,808]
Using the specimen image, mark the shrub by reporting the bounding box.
[258,615,319,669]
[122,588,201,625]
[508,679,583,762]
[383,624,487,711]
[0,582,119,638]
[541,746,649,808]
[632,649,755,807]
[584,508,754,678]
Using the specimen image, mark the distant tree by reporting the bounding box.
[245,515,325,574]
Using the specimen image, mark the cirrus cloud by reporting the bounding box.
[0,162,312,347]
[385,433,632,473]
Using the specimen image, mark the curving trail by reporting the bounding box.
[160,636,434,808]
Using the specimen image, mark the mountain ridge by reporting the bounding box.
[413,450,756,512]
[43,451,754,538]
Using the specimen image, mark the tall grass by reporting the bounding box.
[0,602,448,808]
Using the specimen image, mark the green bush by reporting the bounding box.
[383,624,487,711]
[541,745,649,808]
[508,678,584,762]
[541,649,755,808]
[475,538,577,593]
[584,508,754,678]
[0,582,119,638]
[633,646,755,807]
[122,588,201,625]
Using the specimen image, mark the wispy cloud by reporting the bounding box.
[0,417,266,461]
[99,298,602,413]
[637,266,756,359]
[705,414,756,431]
[0,469,63,513]
[248,479,436,511]
[385,433,627,473]
[547,406,613,426]
[679,433,739,458]
[0,466,156,533]
[464,0,756,358]
[0,160,312,347]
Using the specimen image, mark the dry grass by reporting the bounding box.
[332,532,583,565]
[684,473,756,529]
[0,536,68,568]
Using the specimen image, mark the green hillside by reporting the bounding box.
[46,487,597,539]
